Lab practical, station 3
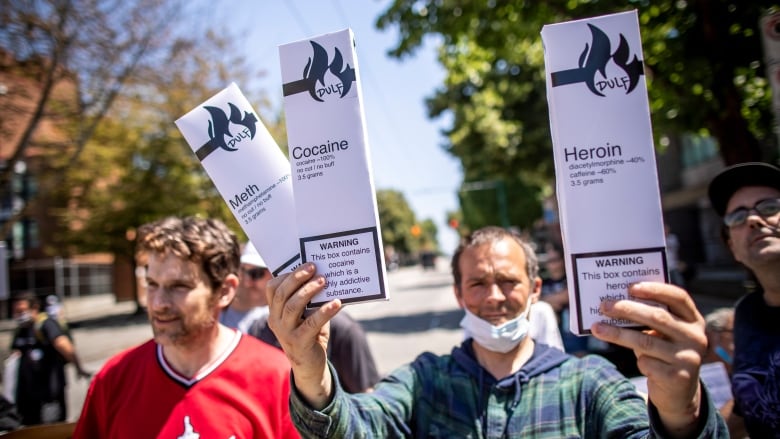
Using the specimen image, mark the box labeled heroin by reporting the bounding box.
[542,11,668,334]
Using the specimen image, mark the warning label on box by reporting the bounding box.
[302,227,386,308]
[572,247,668,333]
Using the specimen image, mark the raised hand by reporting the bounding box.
[591,282,708,438]
[266,262,342,409]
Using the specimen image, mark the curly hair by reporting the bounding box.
[451,226,539,290]
[136,216,240,291]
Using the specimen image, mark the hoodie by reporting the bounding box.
[291,339,727,438]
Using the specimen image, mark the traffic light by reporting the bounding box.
[448,218,459,229]
[410,224,422,237]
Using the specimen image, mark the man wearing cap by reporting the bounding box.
[707,161,780,438]
[220,242,271,333]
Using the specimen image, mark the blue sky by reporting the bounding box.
[217,1,463,255]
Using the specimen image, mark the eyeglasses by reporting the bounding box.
[723,198,780,228]
[242,267,268,280]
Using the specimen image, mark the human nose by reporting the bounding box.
[484,282,505,302]
[744,208,769,227]
[147,287,172,310]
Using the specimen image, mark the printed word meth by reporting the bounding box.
[564,143,623,162]
[229,183,260,209]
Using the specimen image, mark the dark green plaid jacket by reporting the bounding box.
[290,341,727,438]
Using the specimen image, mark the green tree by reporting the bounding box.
[47,27,274,307]
[418,218,439,252]
[376,189,437,257]
[0,0,193,239]
[377,1,777,226]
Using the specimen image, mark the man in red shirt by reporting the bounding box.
[73,216,299,438]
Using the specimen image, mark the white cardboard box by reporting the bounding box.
[542,11,668,334]
[175,83,301,275]
[279,29,388,307]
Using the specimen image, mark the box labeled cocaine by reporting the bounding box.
[279,29,388,307]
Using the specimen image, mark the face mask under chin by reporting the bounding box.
[460,304,532,354]
[15,311,33,326]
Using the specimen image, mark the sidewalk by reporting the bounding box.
[0,293,138,333]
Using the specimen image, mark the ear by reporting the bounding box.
[529,277,542,304]
[217,274,239,309]
[453,284,465,309]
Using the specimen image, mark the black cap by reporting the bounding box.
[707,162,780,216]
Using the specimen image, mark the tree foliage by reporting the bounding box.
[377,189,438,256]
[0,0,275,260]
[49,29,270,258]
[377,1,778,228]
[0,0,194,235]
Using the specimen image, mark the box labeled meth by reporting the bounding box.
[176,83,301,275]
[279,29,388,307]
[541,11,668,334]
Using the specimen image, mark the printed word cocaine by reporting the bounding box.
[292,138,349,160]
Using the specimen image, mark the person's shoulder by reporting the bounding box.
[94,340,156,380]
[329,311,364,334]
[531,300,557,316]
[234,334,289,367]
[734,291,762,315]
[410,349,460,376]
[107,339,155,364]
[31,314,69,345]
[37,314,63,333]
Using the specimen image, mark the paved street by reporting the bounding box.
[0,259,735,424]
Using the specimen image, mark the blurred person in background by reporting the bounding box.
[249,310,380,394]
[707,161,780,438]
[246,246,380,393]
[665,224,686,288]
[9,292,90,426]
[220,242,270,333]
[702,307,747,438]
[539,243,590,355]
[703,308,735,374]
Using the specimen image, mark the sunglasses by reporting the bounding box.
[723,198,780,228]
[242,267,268,280]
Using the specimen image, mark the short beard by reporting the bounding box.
[152,306,219,348]
[170,314,218,347]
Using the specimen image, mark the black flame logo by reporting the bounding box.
[551,24,644,96]
[194,103,258,161]
[283,41,356,101]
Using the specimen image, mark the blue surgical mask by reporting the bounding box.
[460,303,531,353]
[715,345,733,365]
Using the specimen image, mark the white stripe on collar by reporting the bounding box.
[157,330,242,387]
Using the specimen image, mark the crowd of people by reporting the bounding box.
[0,161,777,438]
